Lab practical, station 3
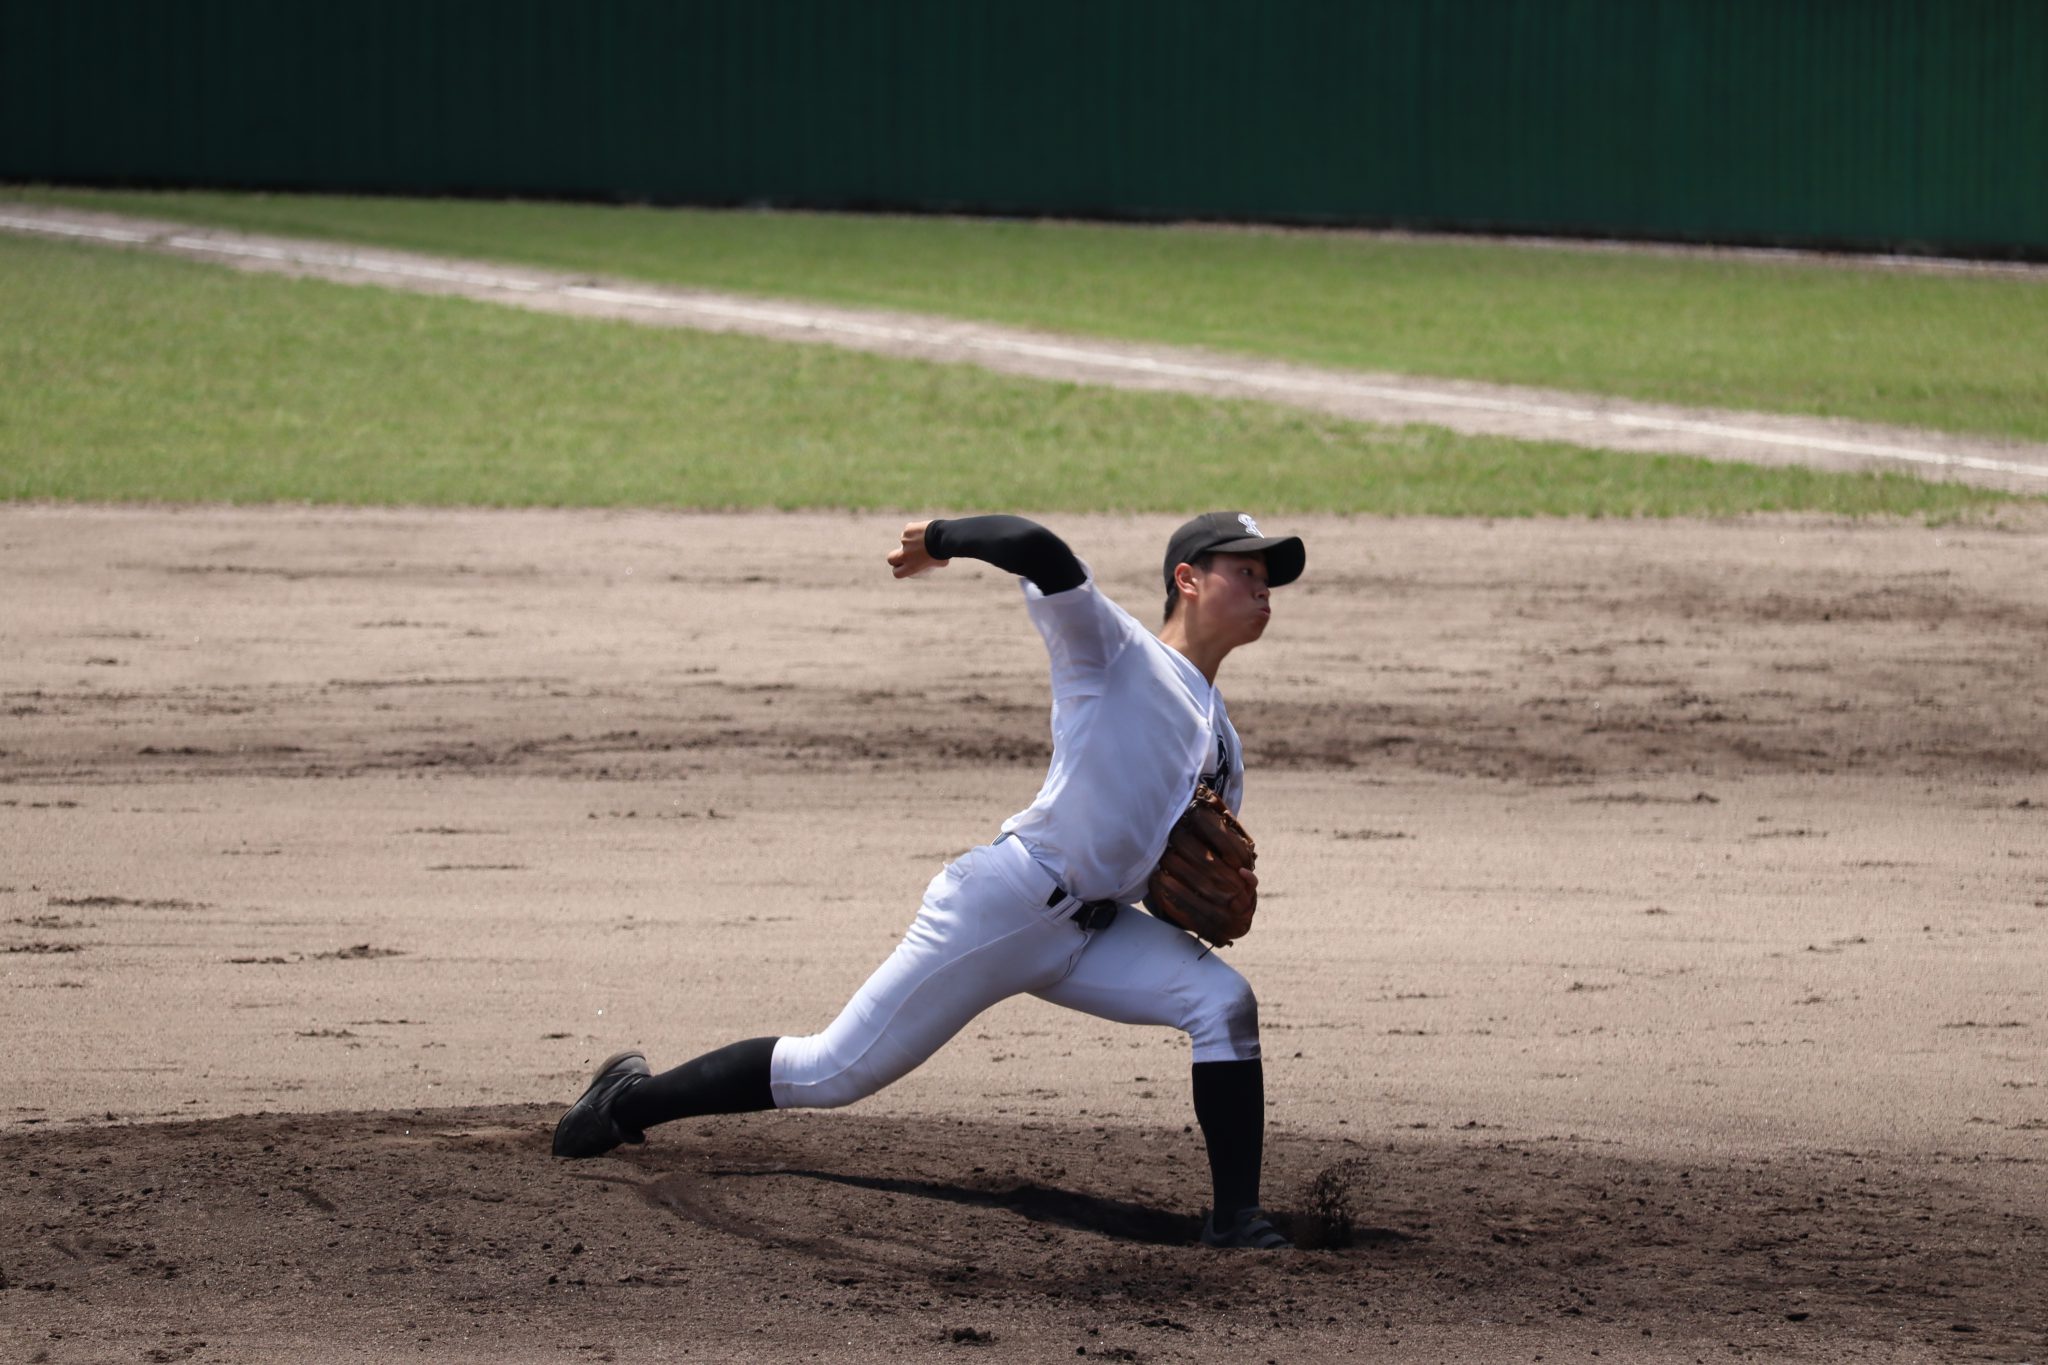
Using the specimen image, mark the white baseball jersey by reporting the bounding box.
[1000,568,1246,904]
[769,561,1262,1110]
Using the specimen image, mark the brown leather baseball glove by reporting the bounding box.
[1144,784,1258,948]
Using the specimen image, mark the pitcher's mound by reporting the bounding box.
[3,1105,2036,1362]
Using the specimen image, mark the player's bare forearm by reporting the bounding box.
[887,520,951,579]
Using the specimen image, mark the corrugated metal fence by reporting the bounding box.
[3,0,2043,255]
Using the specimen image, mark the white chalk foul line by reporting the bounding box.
[562,284,2048,483]
[1,214,153,244]
[9,212,2047,484]
[0,216,548,292]
[160,234,549,292]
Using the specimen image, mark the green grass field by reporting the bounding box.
[9,186,2047,443]
[0,232,2017,519]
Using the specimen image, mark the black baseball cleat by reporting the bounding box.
[551,1049,652,1158]
[1200,1206,1294,1250]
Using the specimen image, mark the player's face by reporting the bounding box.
[1198,551,1272,644]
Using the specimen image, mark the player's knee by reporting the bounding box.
[768,1035,905,1110]
[783,1075,866,1110]
[1187,966,1260,1063]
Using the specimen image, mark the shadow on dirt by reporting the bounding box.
[3,1105,2043,1359]
[716,1167,1201,1245]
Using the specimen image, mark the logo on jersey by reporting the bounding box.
[1237,513,1262,537]
[1208,734,1234,796]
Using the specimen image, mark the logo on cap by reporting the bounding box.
[1237,513,1262,536]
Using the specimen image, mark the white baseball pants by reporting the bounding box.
[770,835,1260,1110]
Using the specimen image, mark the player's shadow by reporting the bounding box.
[714,1167,1200,1245]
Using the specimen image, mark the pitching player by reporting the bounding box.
[553,512,1306,1249]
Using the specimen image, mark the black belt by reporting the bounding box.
[1044,886,1119,932]
[996,833,1118,932]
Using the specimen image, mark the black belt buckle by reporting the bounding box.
[1044,886,1119,933]
[1073,900,1118,932]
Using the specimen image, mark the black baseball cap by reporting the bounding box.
[1163,511,1306,592]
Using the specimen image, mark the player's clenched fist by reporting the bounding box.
[887,520,951,579]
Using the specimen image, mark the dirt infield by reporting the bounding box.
[3,505,2044,1361]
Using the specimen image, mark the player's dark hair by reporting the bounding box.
[1162,552,1216,622]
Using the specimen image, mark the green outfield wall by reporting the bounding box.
[3,0,2043,255]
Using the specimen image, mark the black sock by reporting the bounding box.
[1192,1057,1264,1223]
[613,1036,779,1131]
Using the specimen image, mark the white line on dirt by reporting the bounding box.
[7,208,2046,493]
[568,280,2048,483]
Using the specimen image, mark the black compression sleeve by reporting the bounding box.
[923,515,1086,595]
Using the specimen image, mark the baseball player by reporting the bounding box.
[553,511,1306,1250]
